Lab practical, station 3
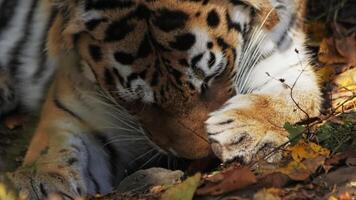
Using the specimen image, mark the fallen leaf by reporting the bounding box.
[258,173,290,188]
[161,173,201,200]
[328,196,338,200]
[332,67,356,111]
[284,123,305,145]
[346,158,356,166]
[334,33,356,67]
[318,38,347,65]
[3,114,26,130]
[315,166,356,187]
[324,153,348,172]
[279,156,326,181]
[289,141,330,163]
[196,166,256,196]
[339,192,352,200]
[309,142,331,157]
[253,189,281,200]
[277,141,330,181]
[0,182,17,200]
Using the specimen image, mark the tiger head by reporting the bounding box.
[48,0,280,159]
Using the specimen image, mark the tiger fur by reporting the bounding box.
[0,0,321,199]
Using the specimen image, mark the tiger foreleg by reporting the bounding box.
[7,132,89,199]
[206,56,321,163]
[7,64,114,199]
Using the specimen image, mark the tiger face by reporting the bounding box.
[49,0,271,159]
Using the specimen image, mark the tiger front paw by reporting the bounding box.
[7,166,85,200]
[205,95,289,163]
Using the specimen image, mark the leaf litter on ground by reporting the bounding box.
[196,165,257,196]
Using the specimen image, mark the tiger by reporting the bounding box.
[0,0,322,199]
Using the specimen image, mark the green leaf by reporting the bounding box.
[316,124,333,143]
[161,173,201,200]
[284,122,305,145]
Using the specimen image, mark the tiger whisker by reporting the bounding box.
[104,138,147,146]
[138,152,161,169]
[129,148,156,165]
[235,7,276,94]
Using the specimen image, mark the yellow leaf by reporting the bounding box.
[332,68,356,111]
[328,196,338,200]
[161,173,201,200]
[334,68,356,88]
[0,183,16,200]
[277,141,330,181]
[318,38,347,65]
[310,142,330,157]
[288,141,330,163]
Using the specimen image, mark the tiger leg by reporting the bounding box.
[206,40,322,163]
[7,86,114,199]
[5,55,118,199]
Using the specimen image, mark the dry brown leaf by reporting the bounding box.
[3,114,26,130]
[278,156,326,181]
[338,192,353,200]
[324,149,356,171]
[277,141,330,181]
[324,153,348,172]
[318,38,347,65]
[334,33,356,67]
[253,189,281,200]
[258,173,290,188]
[331,67,356,111]
[196,166,257,196]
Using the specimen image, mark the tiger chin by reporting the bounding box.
[1,0,321,199]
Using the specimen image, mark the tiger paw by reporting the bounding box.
[205,95,289,163]
[7,166,85,200]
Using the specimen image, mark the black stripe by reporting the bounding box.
[0,0,20,35]
[85,0,135,10]
[225,12,241,32]
[87,170,100,193]
[53,97,84,122]
[191,53,204,69]
[39,183,48,198]
[33,7,59,81]
[85,18,108,31]
[276,14,297,49]
[8,0,39,76]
